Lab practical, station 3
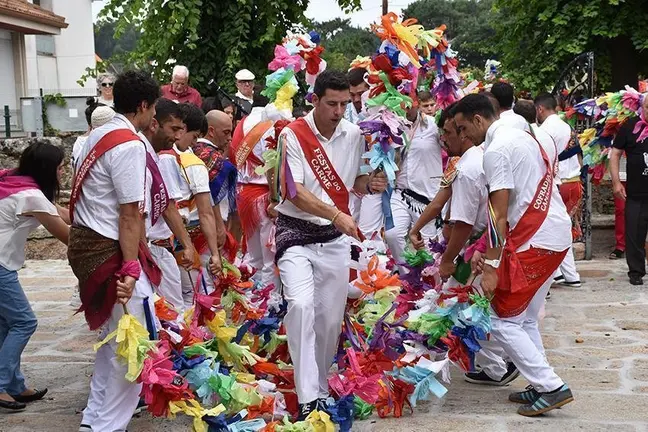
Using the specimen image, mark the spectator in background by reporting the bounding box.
[161,65,202,107]
[222,102,235,123]
[96,73,116,107]
[71,99,115,167]
[609,94,648,285]
[234,69,255,116]
[610,156,627,259]
[345,68,369,123]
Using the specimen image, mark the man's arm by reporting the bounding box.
[481,189,510,296]
[212,203,227,247]
[439,220,473,279]
[194,192,222,269]
[119,202,142,261]
[609,148,626,200]
[409,187,452,248]
[162,201,195,269]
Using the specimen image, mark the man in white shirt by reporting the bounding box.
[274,70,387,420]
[169,104,223,309]
[453,94,574,417]
[231,103,290,289]
[70,71,161,432]
[491,82,530,132]
[384,104,443,270]
[140,98,196,313]
[536,92,582,288]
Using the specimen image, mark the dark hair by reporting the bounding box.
[17,141,64,202]
[113,70,160,115]
[155,98,182,125]
[482,91,500,112]
[313,70,349,98]
[84,97,103,127]
[452,94,496,121]
[417,90,433,103]
[491,82,514,110]
[178,103,207,133]
[201,96,222,114]
[534,92,558,111]
[252,92,269,108]
[513,99,536,124]
[348,68,367,87]
[438,101,458,129]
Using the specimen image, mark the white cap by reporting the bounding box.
[91,106,115,129]
[235,69,255,81]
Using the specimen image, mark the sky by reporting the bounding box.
[92,0,415,28]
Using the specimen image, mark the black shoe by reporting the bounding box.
[0,398,26,410]
[552,275,564,284]
[296,400,318,421]
[133,398,147,415]
[317,397,328,410]
[464,362,520,386]
[10,388,47,403]
[546,290,551,300]
[517,384,574,416]
[555,279,582,287]
[630,276,644,286]
[609,249,624,259]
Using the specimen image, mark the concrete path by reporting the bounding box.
[1,258,647,431]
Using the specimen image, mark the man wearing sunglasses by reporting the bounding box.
[234,69,255,115]
[161,65,203,107]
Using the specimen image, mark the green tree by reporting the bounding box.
[402,0,496,69]
[94,21,140,60]
[311,18,380,71]
[491,0,648,92]
[95,0,360,94]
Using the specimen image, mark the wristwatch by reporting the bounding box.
[484,258,501,269]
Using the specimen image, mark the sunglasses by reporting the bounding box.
[101,82,114,88]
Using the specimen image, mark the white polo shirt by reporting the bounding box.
[483,120,571,253]
[449,145,488,235]
[174,146,212,224]
[275,110,365,225]
[395,113,443,200]
[74,113,147,240]
[540,113,581,179]
[499,109,530,132]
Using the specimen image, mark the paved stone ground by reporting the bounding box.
[1,242,648,431]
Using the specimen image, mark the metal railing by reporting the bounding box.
[2,106,23,138]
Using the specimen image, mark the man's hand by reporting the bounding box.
[470,250,485,275]
[480,266,498,298]
[116,276,136,304]
[208,254,222,275]
[439,259,456,281]
[333,212,359,240]
[267,202,278,220]
[216,225,227,248]
[409,229,425,250]
[613,181,626,201]
[178,244,196,270]
[369,171,388,193]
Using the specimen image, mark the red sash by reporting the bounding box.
[230,118,273,169]
[494,132,554,302]
[286,118,351,216]
[70,129,169,226]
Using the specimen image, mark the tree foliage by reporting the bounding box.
[96,0,361,94]
[310,18,380,71]
[491,0,648,92]
[95,21,140,60]
[402,0,496,69]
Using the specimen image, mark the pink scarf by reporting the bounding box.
[633,111,648,143]
[0,169,39,200]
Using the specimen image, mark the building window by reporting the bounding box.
[36,35,55,56]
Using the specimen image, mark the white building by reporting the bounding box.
[0,0,96,133]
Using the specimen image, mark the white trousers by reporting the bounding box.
[82,272,155,432]
[246,212,278,288]
[180,252,215,310]
[278,235,350,403]
[349,193,362,223]
[384,190,437,270]
[149,244,184,313]
[477,275,564,393]
[357,193,384,239]
[557,244,580,283]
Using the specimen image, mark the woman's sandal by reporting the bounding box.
[10,388,48,403]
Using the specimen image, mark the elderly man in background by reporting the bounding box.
[234,69,255,115]
[161,65,202,107]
